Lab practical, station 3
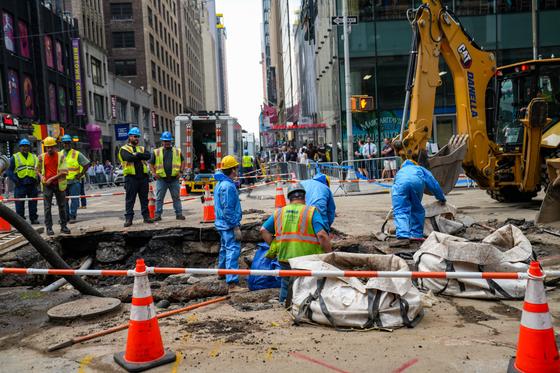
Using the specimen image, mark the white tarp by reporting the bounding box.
[413,224,533,299]
[289,252,423,329]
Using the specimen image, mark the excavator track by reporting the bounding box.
[486,187,537,203]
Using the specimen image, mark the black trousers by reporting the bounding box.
[124,176,149,220]
[43,185,67,228]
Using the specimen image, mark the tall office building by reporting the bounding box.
[201,4,219,112]
[215,14,229,113]
[103,0,183,136]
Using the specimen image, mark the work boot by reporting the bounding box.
[68,217,77,224]
[143,218,154,224]
[60,226,71,234]
[153,215,162,222]
[389,238,410,248]
[123,219,133,227]
[30,219,40,225]
[46,227,55,236]
[176,215,186,220]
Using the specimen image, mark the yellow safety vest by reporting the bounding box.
[63,149,82,181]
[270,204,323,262]
[38,152,67,191]
[13,152,38,180]
[242,155,254,168]
[154,147,182,177]
[119,144,148,176]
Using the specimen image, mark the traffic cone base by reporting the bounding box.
[508,261,560,373]
[201,184,215,223]
[274,178,286,208]
[180,180,188,197]
[114,349,176,373]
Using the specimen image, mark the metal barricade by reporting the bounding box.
[341,156,400,180]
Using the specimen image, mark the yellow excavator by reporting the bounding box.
[392,0,560,224]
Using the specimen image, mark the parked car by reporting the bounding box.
[113,167,124,186]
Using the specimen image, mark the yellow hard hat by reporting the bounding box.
[221,155,239,170]
[43,137,57,147]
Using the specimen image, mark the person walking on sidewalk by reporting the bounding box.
[260,182,332,305]
[36,137,70,236]
[7,139,39,224]
[119,127,153,227]
[213,155,245,293]
[149,131,185,221]
[60,135,90,223]
[95,161,106,189]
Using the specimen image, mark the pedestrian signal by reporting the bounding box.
[351,96,374,112]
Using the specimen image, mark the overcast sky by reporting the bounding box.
[216,0,264,135]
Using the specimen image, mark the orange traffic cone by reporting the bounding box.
[148,185,156,219]
[274,178,286,208]
[201,184,215,223]
[114,259,176,372]
[180,179,188,197]
[0,197,11,232]
[508,261,560,373]
[200,154,206,171]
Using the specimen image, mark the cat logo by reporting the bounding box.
[457,43,472,69]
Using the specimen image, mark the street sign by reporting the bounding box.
[331,16,358,26]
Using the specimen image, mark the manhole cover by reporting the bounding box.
[47,296,121,321]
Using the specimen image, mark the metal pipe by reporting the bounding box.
[342,0,353,162]
[41,257,93,292]
[532,0,538,59]
[400,21,420,140]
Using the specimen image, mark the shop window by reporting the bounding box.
[48,83,57,121]
[94,94,104,121]
[2,12,15,53]
[23,75,34,117]
[91,57,102,85]
[117,99,127,122]
[7,70,21,116]
[110,3,133,20]
[45,35,54,68]
[17,20,30,58]
[58,87,67,123]
[56,41,63,72]
[114,59,136,76]
[112,31,135,48]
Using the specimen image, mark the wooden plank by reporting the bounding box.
[0,240,29,257]
[0,227,43,256]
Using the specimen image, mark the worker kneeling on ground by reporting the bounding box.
[149,131,185,221]
[301,173,336,232]
[260,183,332,305]
[391,159,446,247]
[214,155,245,293]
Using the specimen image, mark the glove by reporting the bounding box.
[234,226,242,241]
[439,200,447,205]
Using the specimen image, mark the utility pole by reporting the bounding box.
[532,0,538,59]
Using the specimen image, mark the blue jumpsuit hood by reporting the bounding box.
[391,160,446,239]
[213,170,242,230]
[301,177,336,230]
[312,173,328,186]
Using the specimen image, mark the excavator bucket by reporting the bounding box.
[536,158,560,224]
[427,134,469,195]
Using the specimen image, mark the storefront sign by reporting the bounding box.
[115,123,130,141]
[151,111,156,128]
[111,95,117,119]
[72,38,84,115]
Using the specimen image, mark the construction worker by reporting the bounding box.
[36,137,70,236]
[60,135,90,223]
[149,131,185,221]
[7,139,39,224]
[213,155,245,292]
[242,150,254,185]
[119,127,153,227]
[260,182,332,304]
[300,173,336,232]
[390,159,446,247]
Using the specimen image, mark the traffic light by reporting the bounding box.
[351,96,374,112]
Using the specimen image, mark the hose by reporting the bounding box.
[0,203,103,296]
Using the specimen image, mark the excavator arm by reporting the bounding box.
[394,1,496,192]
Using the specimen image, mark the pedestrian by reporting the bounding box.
[362,137,378,179]
[381,138,397,178]
[79,175,87,209]
[287,147,298,162]
[60,135,91,223]
[354,140,368,178]
[390,159,446,247]
[260,182,332,305]
[36,136,70,236]
[149,131,185,221]
[119,127,153,227]
[213,155,245,293]
[241,150,255,185]
[104,160,114,184]
[7,139,39,224]
[300,173,336,232]
[95,161,106,189]
[87,161,97,185]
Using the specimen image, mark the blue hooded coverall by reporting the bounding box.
[213,170,243,284]
[301,173,336,231]
[391,160,446,239]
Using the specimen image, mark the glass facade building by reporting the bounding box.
[336,0,560,155]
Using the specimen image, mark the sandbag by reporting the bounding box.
[413,224,534,299]
[247,243,281,291]
[289,252,423,330]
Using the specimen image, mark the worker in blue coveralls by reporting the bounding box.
[390,159,446,247]
[300,173,336,232]
[213,154,246,293]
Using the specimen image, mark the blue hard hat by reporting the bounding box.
[160,131,173,141]
[61,134,72,142]
[128,127,141,136]
[18,139,31,146]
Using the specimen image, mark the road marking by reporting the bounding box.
[290,351,350,373]
[77,355,93,373]
[392,358,419,373]
[170,351,183,373]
